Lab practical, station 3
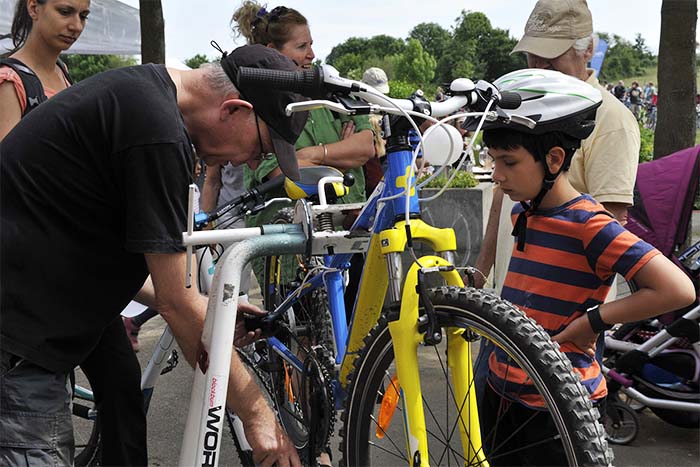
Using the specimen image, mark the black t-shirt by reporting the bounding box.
[628,87,642,104]
[613,84,626,100]
[1,64,194,373]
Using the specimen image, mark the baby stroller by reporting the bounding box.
[602,146,700,444]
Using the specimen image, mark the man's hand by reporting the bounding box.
[243,404,301,467]
[551,314,598,357]
[234,301,266,347]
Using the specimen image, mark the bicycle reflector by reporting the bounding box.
[375,374,401,439]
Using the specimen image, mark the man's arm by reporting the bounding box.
[144,252,300,467]
[471,186,504,288]
[601,201,629,224]
[200,164,222,212]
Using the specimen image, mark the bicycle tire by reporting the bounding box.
[340,286,612,466]
[71,369,101,466]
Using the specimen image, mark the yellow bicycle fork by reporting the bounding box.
[340,219,487,466]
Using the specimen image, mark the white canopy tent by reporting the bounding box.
[0,0,140,55]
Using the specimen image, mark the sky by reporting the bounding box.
[118,0,689,63]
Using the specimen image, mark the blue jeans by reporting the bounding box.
[0,350,73,466]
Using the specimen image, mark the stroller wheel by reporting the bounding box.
[604,401,640,445]
[619,392,646,413]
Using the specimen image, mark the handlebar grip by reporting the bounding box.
[254,174,286,196]
[497,91,521,110]
[237,66,323,97]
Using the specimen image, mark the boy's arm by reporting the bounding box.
[471,187,504,288]
[553,254,696,356]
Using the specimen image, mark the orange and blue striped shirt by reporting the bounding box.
[488,194,659,408]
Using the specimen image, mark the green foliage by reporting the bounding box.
[395,39,436,85]
[638,124,654,163]
[60,54,137,82]
[324,11,652,89]
[418,169,478,189]
[599,33,657,82]
[433,10,525,84]
[409,23,451,60]
[184,54,210,69]
[333,53,366,79]
[388,80,419,99]
[326,36,404,67]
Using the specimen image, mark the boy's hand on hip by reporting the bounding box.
[552,314,597,357]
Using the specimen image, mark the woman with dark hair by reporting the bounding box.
[0,0,89,138]
[0,2,148,466]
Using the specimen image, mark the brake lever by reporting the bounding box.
[286,100,353,116]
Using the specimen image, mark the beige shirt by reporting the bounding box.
[567,71,640,205]
[490,69,640,293]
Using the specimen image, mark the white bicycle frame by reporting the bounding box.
[178,185,309,466]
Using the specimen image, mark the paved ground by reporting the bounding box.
[134,212,700,466]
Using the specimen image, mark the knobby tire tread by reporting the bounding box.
[340,286,612,467]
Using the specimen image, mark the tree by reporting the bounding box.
[655,0,697,158]
[409,23,451,60]
[366,35,405,57]
[333,53,366,79]
[326,37,371,66]
[139,0,165,64]
[60,55,137,82]
[184,54,210,69]
[599,34,647,81]
[437,11,524,83]
[395,39,436,85]
[633,33,656,68]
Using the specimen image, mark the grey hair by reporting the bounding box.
[573,34,598,57]
[200,62,238,97]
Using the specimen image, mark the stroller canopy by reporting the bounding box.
[627,146,700,257]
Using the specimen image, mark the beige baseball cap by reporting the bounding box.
[512,0,593,59]
[362,67,390,94]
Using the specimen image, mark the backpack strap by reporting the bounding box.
[0,57,47,116]
[56,58,74,85]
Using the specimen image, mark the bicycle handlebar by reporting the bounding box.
[194,174,285,229]
[237,64,522,118]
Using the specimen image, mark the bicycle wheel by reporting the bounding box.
[71,368,101,466]
[603,401,639,445]
[341,286,612,466]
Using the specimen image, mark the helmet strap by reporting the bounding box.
[511,166,560,252]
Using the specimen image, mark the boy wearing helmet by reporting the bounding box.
[471,70,695,465]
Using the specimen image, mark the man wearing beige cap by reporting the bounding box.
[473,0,640,406]
[362,66,390,94]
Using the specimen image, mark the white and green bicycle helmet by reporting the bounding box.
[465,68,603,138]
[464,69,603,251]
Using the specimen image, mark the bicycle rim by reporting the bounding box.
[341,287,611,467]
